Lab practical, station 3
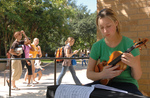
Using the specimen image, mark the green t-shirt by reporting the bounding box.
[90,36,140,88]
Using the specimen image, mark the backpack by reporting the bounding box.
[55,46,64,63]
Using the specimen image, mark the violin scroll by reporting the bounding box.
[134,38,148,49]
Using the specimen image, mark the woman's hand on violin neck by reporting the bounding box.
[101,65,123,79]
[121,53,138,68]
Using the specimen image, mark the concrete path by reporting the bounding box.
[0,61,92,98]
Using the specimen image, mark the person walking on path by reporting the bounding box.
[56,37,82,85]
[82,53,87,66]
[45,53,48,57]
[8,30,29,90]
[34,54,45,83]
[29,38,42,84]
[6,49,11,69]
[22,37,35,86]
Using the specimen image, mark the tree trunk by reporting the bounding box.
[0,40,1,56]
[4,32,7,56]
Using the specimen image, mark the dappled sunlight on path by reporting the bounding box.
[0,61,92,97]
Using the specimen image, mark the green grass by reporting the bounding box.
[41,60,53,63]
[41,59,82,63]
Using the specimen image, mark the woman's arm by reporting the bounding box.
[87,57,123,81]
[65,48,79,58]
[38,46,42,57]
[86,57,101,81]
[21,30,29,44]
[9,49,21,56]
[29,44,35,51]
[121,54,142,80]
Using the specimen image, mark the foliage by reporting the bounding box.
[69,4,97,50]
[0,0,97,56]
[0,0,75,56]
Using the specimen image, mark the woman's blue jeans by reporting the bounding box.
[56,65,81,85]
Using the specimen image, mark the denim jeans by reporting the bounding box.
[85,80,143,96]
[82,60,87,66]
[56,65,81,85]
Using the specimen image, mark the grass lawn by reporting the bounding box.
[41,60,53,63]
[41,59,82,63]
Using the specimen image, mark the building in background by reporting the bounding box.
[97,0,150,96]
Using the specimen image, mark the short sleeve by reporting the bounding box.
[90,42,100,60]
[22,45,24,50]
[19,40,24,44]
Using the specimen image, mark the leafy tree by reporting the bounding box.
[0,0,75,56]
[69,4,97,51]
[0,0,23,56]
[0,0,97,57]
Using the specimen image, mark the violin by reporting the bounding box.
[94,38,148,85]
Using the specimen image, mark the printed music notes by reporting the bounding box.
[55,84,94,98]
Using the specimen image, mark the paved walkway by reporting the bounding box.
[0,61,92,98]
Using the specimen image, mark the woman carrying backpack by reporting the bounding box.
[56,37,82,85]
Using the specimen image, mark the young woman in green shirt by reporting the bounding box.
[86,8,143,95]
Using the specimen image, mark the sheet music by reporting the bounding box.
[93,84,128,93]
[54,84,95,98]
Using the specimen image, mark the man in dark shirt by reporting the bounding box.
[8,30,29,90]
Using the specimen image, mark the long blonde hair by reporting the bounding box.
[65,37,75,45]
[96,8,121,34]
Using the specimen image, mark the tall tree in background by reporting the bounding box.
[0,0,97,56]
[0,0,22,56]
[69,4,97,50]
[0,0,75,56]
